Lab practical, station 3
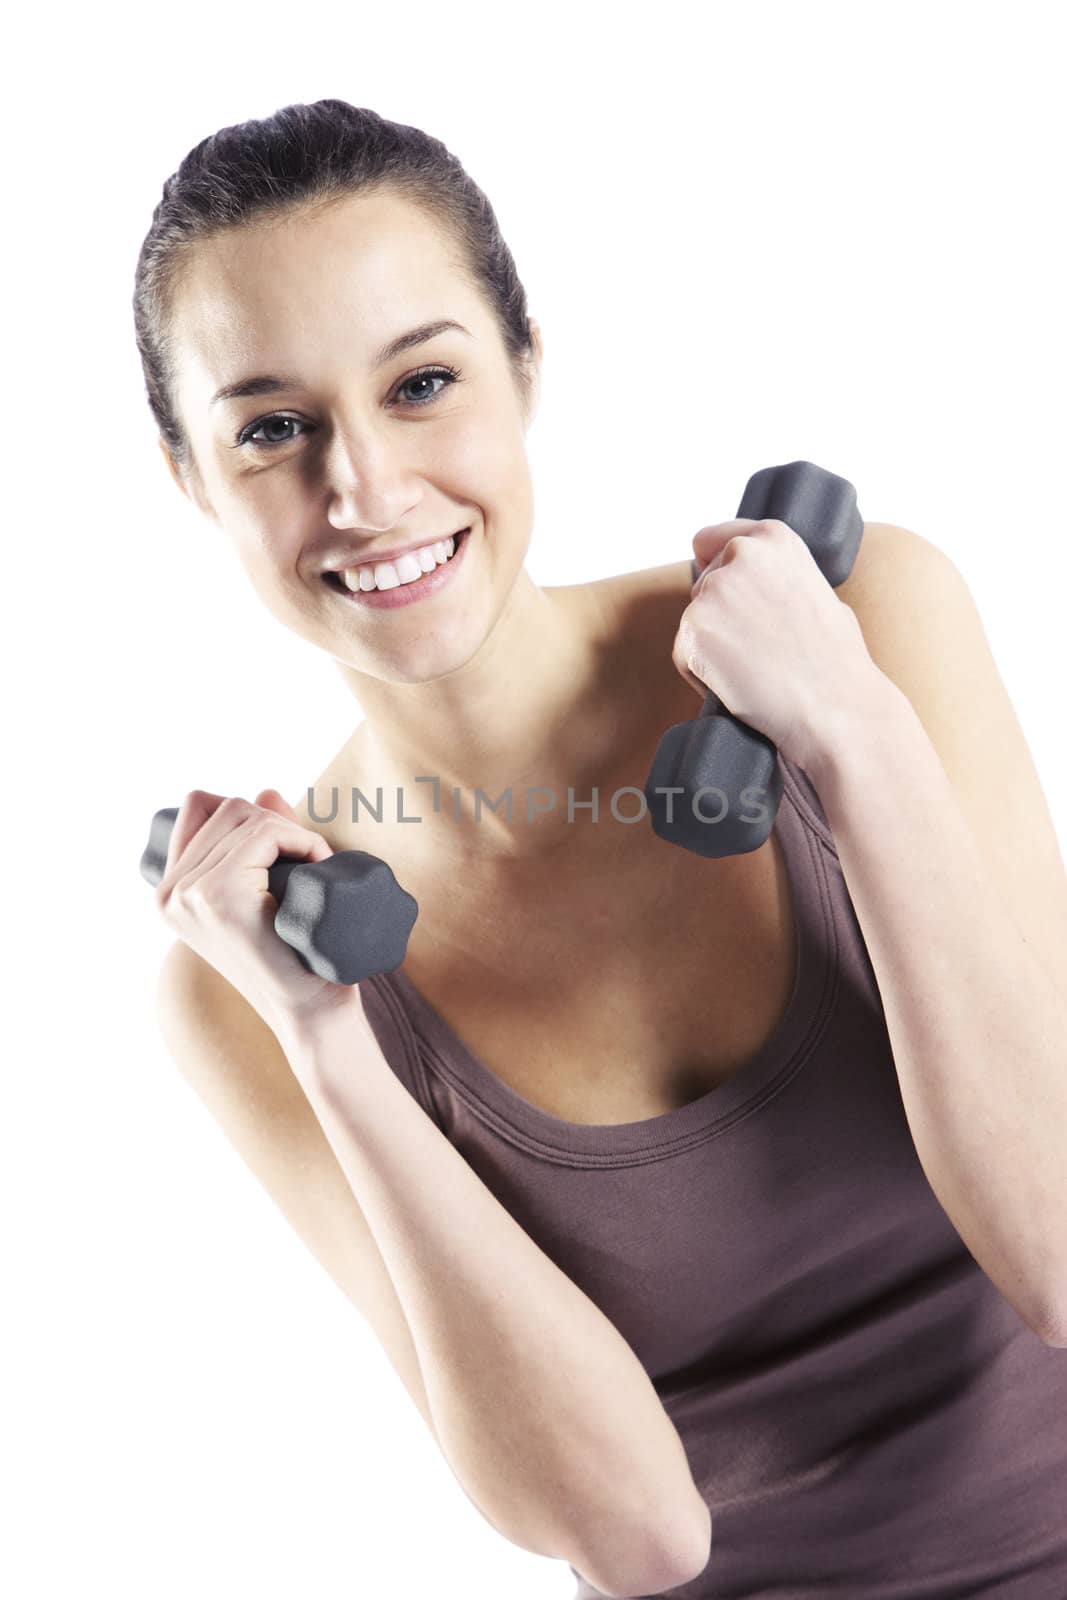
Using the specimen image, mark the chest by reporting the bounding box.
[392,828,799,1125]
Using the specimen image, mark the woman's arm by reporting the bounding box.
[804,674,1067,1345]
[277,997,712,1598]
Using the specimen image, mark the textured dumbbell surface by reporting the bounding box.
[645,717,785,857]
[140,807,419,986]
[273,848,418,986]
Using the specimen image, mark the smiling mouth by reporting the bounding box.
[321,528,470,594]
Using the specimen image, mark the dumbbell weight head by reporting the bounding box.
[737,459,862,588]
[140,807,419,987]
[645,708,784,856]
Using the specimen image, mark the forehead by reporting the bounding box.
[170,192,475,405]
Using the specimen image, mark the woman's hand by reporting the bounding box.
[154,788,360,1037]
[675,517,882,768]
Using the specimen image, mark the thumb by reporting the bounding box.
[691,517,761,585]
[254,788,333,867]
[255,787,300,819]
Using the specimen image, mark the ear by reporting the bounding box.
[158,436,190,499]
[522,317,544,428]
[158,437,219,523]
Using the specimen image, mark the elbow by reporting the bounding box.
[1037,1309,1067,1349]
[1028,1275,1067,1348]
[665,1501,713,1592]
[574,1499,712,1598]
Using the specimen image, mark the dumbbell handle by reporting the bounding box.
[139,806,307,901]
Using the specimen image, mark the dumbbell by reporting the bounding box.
[139,807,419,987]
[643,459,863,858]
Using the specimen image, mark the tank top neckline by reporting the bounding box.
[378,757,839,1163]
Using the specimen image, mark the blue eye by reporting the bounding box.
[396,364,463,408]
[233,363,464,451]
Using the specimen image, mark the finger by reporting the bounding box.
[163,794,300,891]
[185,812,335,900]
[255,790,333,863]
[255,787,296,815]
[672,620,712,699]
[165,790,230,877]
[677,657,710,698]
[691,517,762,569]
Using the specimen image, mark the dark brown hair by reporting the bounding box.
[132,99,536,484]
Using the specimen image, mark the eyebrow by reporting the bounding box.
[209,318,472,407]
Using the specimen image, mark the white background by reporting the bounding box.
[5,2,1064,1596]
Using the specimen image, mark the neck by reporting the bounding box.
[326,566,692,868]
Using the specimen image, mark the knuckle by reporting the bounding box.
[183,877,220,915]
[168,879,194,915]
[217,795,252,827]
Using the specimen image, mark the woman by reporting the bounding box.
[140,100,1067,1596]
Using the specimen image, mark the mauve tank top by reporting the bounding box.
[357,754,1067,1597]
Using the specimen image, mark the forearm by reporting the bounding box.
[804,675,1067,1340]
[278,1000,710,1594]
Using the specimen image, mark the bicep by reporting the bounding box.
[843,523,1067,1001]
[154,940,440,1445]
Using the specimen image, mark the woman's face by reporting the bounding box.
[163,190,542,681]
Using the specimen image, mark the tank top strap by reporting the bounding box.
[779,754,838,858]
[356,968,441,1119]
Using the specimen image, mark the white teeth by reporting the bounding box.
[394,553,424,584]
[339,533,461,593]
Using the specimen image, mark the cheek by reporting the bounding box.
[443,408,527,491]
[224,487,310,566]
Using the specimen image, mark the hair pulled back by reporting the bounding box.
[132,99,536,481]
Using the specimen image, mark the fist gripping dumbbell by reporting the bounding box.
[643,459,864,858]
[139,808,419,987]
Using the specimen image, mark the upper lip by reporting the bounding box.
[320,528,469,574]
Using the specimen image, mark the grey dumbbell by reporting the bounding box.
[644,459,863,857]
[140,808,418,986]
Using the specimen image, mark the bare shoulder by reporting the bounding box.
[156,935,232,1017]
[572,557,694,619]
[154,938,276,1078]
[548,559,695,669]
[835,520,950,613]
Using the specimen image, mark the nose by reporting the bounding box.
[321,417,425,534]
